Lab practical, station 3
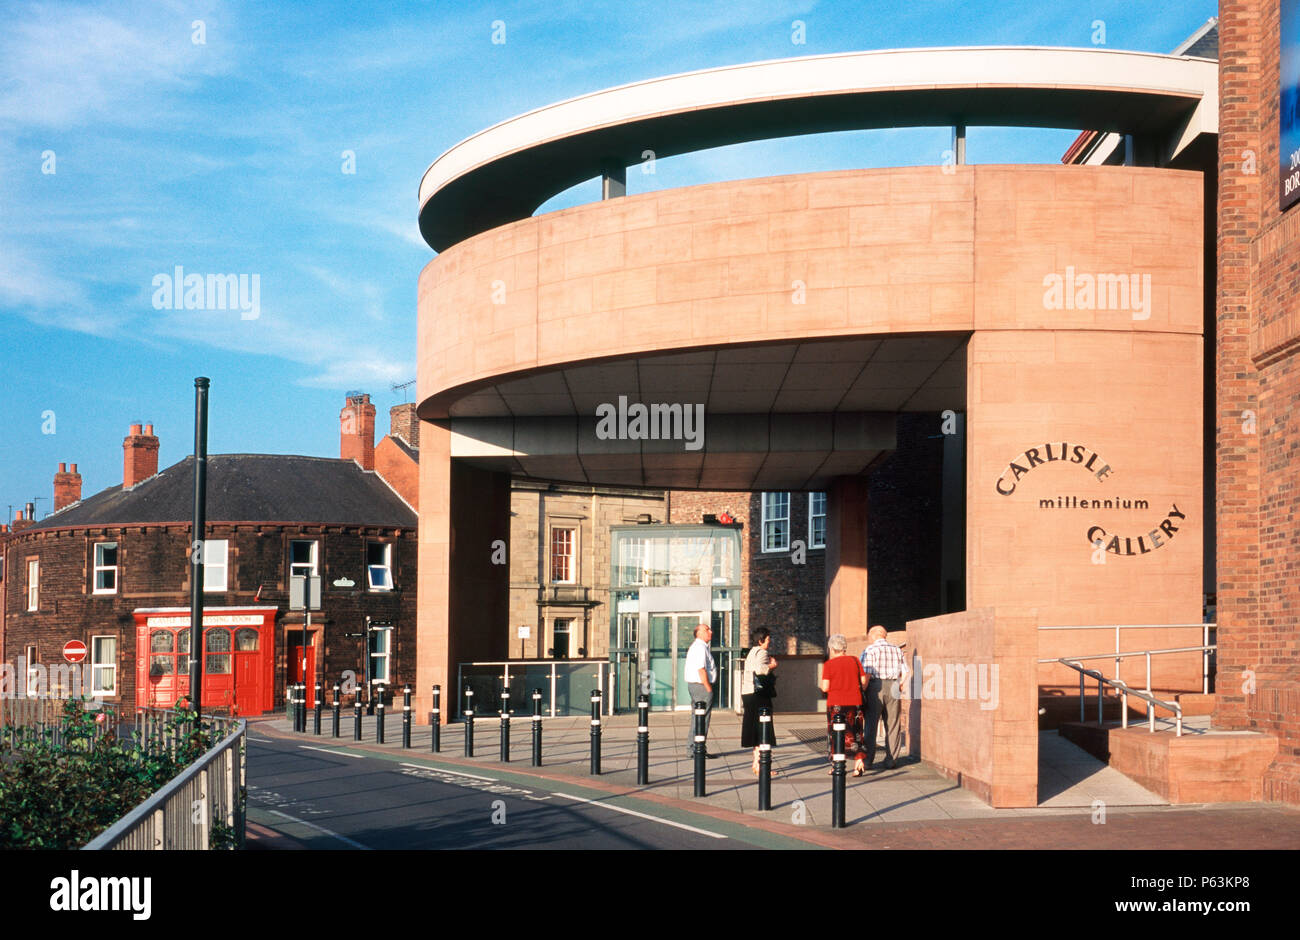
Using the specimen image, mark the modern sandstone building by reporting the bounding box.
[409,11,1297,809]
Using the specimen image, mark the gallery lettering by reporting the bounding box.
[1087,504,1186,555]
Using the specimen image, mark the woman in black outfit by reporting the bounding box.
[740,628,778,774]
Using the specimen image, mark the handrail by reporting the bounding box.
[1056,659,1183,736]
[82,718,247,850]
[1039,623,1216,694]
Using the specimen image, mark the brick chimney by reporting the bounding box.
[53,462,82,510]
[340,394,376,470]
[123,423,160,488]
[389,403,419,449]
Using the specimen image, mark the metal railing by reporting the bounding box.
[457,661,612,718]
[1040,622,1215,693]
[1054,659,1185,735]
[0,698,238,756]
[83,718,247,850]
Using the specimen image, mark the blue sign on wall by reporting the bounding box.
[1283,0,1300,210]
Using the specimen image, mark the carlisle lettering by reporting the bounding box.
[995,443,1111,495]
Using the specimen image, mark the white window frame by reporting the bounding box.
[26,558,38,611]
[761,492,790,553]
[809,492,827,550]
[91,635,117,696]
[367,542,393,591]
[202,539,228,592]
[552,618,573,658]
[369,625,391,682]
[25,644,41,696]
[93,541,118,594]
[290,539,319,579]
[550,526,576,584]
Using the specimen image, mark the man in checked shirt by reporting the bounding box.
[860,625,908,769]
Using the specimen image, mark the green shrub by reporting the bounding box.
[0,699,232,850]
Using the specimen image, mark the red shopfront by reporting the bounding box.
[132,607,277,716]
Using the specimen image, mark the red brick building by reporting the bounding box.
[2,397,419,715]
[1215,0,1300,803]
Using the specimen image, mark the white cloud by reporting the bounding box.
[0,1,233,129]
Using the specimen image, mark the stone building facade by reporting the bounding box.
[507,481,665,660]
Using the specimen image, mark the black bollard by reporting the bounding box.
[376,684,386,744]
[295,684,304,732]
[353,691,362,741]
[693,700,707,797]
[757,706,773,811]
[636,693,650,785]
[402,684,412,749]
[831,708,847,828]
[464,685,475,757]
[332,683,341,738]
[431,685,441,753]
[531,688,543,767]
[589,689,602,775]
[313,682,322,735]
[499,688,511,762]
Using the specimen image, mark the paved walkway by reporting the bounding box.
[258,706,1300,848]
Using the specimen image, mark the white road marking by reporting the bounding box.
[552,793,727,839]
[298,745,364,758]
[399,762,494,781]
[268,810,372,849]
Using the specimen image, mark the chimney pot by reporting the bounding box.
[25,502,35,520]
[144,423,154,435]
[123,423,160,488]
[54,461,84,511]
[13,510,22,522]
[58,462,66,473]
[340,393,376,471]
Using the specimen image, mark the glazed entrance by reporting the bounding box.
[609,525,741,712]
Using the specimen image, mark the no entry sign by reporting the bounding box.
[63,640,88,664]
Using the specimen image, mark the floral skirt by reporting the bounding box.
[826,705,866,759]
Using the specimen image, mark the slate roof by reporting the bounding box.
[1173,19,1218,60]
[31,454,417,529]
[388,435,418,463]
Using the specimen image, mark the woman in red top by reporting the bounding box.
[820,633,868,776]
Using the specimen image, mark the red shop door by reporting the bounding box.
[292,645,316,708]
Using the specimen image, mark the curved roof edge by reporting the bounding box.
[418,46,1219,251]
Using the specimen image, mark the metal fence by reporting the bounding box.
[0,697,239,755]
[82,718,247,850]
[0,697,246,850]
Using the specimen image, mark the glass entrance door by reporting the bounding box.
[646,613,702,709]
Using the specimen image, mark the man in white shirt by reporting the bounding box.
[684,623,719,759]
[860,625,909,769]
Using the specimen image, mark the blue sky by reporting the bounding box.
[0,0,1216,518]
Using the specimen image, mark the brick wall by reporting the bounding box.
[2,523,417,712]
[1216,0,1300,803]
[867,413,945,630]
